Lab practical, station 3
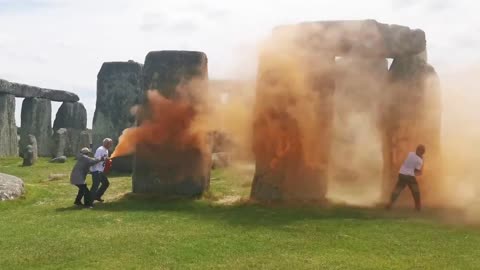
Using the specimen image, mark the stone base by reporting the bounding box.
[251,164,327,203]
[132,145,211,198]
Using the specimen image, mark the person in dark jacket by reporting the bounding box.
[70,148,105,208]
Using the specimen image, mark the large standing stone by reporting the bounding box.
[382,53,442,206]
[250,37,334,202]
[93,61,142,148]
[92,61,142,172]
[132,50,210,197]
[0,173,25,201]
[19,98,52,157]
[0,94,18,157]
[53,102,87,130]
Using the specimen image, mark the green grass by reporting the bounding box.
[0,157,479,270]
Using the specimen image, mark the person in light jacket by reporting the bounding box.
[70,147,105,208]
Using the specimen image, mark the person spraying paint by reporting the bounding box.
[386,144,426,211]
[90,138,113,202]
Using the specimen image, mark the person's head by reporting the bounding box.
[416,144,426,157]
[80,147,92,156]
[102,138,113,149]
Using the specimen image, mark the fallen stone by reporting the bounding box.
[48,173,68,181]
[0,78,79,102]
[50,156,67,163]
[0,94,18,157]
[0,173,25,201]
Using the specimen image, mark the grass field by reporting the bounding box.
[1,157,479,269]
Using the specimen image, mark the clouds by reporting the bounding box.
[0,0,478,128]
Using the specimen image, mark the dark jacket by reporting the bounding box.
[70,154,102,185]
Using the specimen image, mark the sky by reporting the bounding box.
[0,0,478,128]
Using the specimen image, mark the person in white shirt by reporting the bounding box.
[90,138,113,202]
[386,144,425,211]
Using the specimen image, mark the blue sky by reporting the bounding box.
[0,0,478,128]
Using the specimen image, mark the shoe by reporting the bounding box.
[95,198,105,202]
[84,205,94,209]
[74,201,84,206]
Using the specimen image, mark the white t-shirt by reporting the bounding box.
[399,152,423,176]
[90,146,109,172]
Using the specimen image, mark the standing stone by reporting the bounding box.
[382,53,442,206]
[52,102,88,157]
[93,61,142,148]
[132,51,210,197]
[79,130,91,152]
[22,135,37,166]
[51,128,68,158]
[51,128,91,157]
[92,61,142,172]
[0,94,18,157]
[19,98,52,157]
[250,39,334,202]
[53,102,87,130]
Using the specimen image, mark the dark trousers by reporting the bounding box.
[389,174,421,210]
[90,171,110,200]
[75,184,92,206]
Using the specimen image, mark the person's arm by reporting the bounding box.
[414,159,424,176]
[84,155,105,166]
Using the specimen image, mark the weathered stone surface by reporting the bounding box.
[92,61,142,168]
[111,155,133,173]
[51,128,67,158]
[250,46,334,203]
[273,20,426,58]
[50,156,67,163]
[22,135,37,166]
[0,94,18,157]
[0,79,79,102]
[51,128,91,157]
[0,173,24,201]
[329,57,388,196]
[53,102,87,130]
[132,50,210,197]
[19,98,52,157]
[382,54,442,206]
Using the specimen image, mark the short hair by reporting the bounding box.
[80,147,91,154]
[416,144,426,153]
[103,138,113,145]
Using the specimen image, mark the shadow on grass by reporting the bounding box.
[74,192,457,228]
